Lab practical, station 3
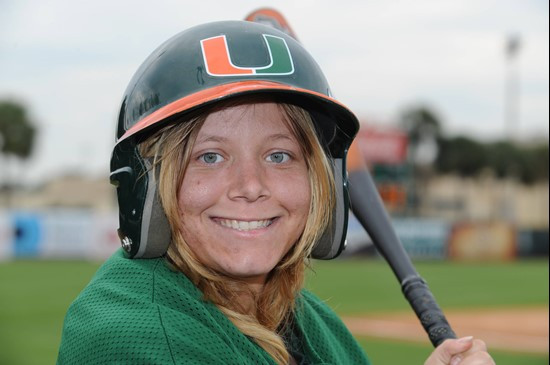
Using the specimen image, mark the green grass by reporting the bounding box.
[0,258,547,364]
[306,258,549,314]
[306,258,549,365]
[0,260,101,365]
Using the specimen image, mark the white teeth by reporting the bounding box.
[219,219,272,231]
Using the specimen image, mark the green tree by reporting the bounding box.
[0,100,36,158]
[400,107,442,146]
[436,136,549,184]
[485,141,549,184]
[399,106,443,214]
[527,143,549,181]
[436,136,487,177]
[0,100,37,206]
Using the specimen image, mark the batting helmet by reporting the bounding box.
[110,20,359,259]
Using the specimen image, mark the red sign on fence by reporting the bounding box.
[355,126,408,165]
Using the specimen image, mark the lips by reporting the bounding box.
[215,218,274,231]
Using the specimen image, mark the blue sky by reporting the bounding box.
[1,0,548,184]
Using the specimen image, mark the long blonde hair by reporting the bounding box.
[140,97,335,364]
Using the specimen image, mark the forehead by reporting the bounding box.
[198,102,293,137]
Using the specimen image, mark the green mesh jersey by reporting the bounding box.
[57,249,370,364]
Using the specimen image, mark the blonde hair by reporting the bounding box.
[140,98,335,364]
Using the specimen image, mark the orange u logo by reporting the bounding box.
[200,34,294,76]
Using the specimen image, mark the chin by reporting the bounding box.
[223,258,278,279]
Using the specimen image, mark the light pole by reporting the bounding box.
[504,34,521,140]
[502,34,522,223]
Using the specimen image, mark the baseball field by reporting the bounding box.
[0,257,547,364]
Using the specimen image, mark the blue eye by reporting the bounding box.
[199,152,224,164]
[267,152,290,163]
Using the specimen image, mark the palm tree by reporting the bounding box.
[399,106,443,215]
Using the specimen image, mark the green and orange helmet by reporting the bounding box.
[110,20,359,259]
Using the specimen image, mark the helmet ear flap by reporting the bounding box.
[311,158,349,259]
[110,144,171,258]
[138,159,172,258]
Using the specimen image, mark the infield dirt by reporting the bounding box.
[343,306,549,354]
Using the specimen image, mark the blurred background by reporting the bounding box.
[0,1,548,364]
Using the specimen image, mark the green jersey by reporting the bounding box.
[57,249,370,364]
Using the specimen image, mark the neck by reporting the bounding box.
[237,276,267,315]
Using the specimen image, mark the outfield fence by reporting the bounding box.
[0,209,547,261]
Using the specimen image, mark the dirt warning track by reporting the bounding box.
[343,306,549,354]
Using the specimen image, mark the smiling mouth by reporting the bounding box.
[215,218,275,231]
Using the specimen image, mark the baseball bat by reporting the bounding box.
[347,141,457,347]
[244,7,456,347]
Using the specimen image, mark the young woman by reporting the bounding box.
[57,20,494,365]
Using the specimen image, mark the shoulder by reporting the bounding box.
[57,250,272,364]
[296,289,350,337]
[57,250,175,364]
[296,289,371,365]
[298,289,348,328]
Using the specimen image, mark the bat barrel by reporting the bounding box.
[348,169,418,280]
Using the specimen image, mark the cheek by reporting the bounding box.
[295,179,311,216]
[176,176,216,255]
[277,171,311,220]
[177,174,217,215]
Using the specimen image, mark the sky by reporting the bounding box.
[1,0,548,185]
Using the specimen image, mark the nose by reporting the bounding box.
[228,157,270,202]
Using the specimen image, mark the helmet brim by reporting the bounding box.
[118,80,358,157]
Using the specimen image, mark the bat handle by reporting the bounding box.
[401,275,457,347]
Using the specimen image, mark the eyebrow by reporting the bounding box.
[196,133,294,144]
[267,133,294,142]
[195,135,228,144]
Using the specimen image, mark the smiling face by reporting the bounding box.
[177,102,311,288]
